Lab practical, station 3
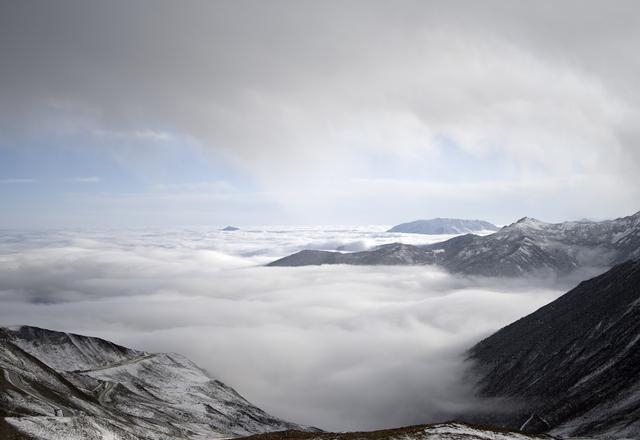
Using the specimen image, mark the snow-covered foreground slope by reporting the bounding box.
[238,422,558,440]
[269,211,640,277]
[0,326,308,440]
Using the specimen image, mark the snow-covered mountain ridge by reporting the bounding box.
[269,211,640,277]
[0,326,307,440]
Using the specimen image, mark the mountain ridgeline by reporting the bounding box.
[268,211,640,277]
[466,260,640,438]
[0,326,307,440]
[388,218,498,234]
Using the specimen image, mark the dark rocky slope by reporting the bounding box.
[467,260,640,437]
[269,243,438,267]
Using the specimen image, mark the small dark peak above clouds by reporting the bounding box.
[388,218,498,235]
[222,225,240,231]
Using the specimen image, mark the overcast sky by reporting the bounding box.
[1,0,639,227]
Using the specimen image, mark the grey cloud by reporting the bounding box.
[1,1,639,192]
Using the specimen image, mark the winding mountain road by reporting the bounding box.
[75,353,157,374]
[4,369,73,416]
[96,381,116,405]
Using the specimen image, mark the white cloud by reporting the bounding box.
[68,176,101,183]
[91,128,174,143]
[0,228,567,430]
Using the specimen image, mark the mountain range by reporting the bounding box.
[388,218,498,235]
[0,326,307,440]
[269,211,640,277]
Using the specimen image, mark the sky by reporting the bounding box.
[0,227,574,430]
[1,0,640,227]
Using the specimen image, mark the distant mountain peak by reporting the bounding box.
[513,216,544,225]
[388,218,498,235]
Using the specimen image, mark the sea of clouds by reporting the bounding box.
[0,226,568,430]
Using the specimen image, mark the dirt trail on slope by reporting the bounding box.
[3,370,73,417]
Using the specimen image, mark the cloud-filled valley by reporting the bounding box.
[0,227,567,430]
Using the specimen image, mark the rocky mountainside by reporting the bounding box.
[238,422,555,440]
[269,243,438,267]
[427,212,640,277]
[388,218,498,235]
[269,211,640,277]
[0,326,306,440]
[467,260,640,438]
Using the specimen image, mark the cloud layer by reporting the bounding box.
[0,228,564,430]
